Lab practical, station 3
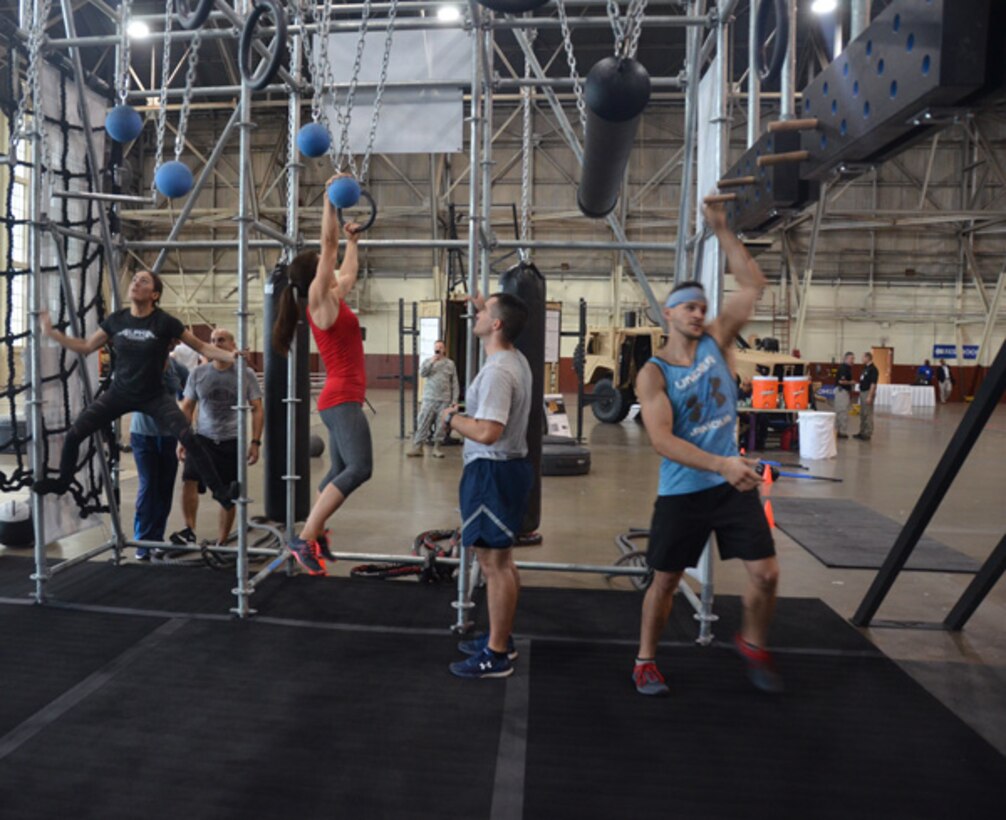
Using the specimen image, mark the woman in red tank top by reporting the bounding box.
[272,175,371,575]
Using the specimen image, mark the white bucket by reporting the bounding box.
[798,411,837,460]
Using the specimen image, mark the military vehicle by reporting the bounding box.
[577,324,804,423]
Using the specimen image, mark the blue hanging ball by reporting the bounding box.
[155,161,194,199]
[297,123,332,158]
[327,176,361,208]
[105,105,144,144]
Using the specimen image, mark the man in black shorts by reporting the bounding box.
[632,202,782,696]
[173,328,264,548]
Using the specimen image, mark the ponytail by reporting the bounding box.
[271,250,319,356]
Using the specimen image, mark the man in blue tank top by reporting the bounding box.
[632,202,782,696]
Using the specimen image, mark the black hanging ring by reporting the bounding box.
[337,189,378,233]
[240,0,288,92]
[174,0,214,31]
[755,0,789,85]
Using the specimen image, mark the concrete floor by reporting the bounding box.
[3,390,1005,753]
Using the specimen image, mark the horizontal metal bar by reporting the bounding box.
[329,552,649,577]
[124,238,680,251]
[47,14,707,48]
[127,75,684,101]
[45,541,119,576]
[252,220,297,246]
[53,190,155,204]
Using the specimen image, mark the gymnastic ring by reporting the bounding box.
[174,0,214,31]
[337,188,378,233]
[240,0,288,92]
[755,0,789,85]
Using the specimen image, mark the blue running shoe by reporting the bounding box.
[632,661,669,696]
[457,633,518,661]
[135,547,150,562]
[288,536,327,576]
[449,646,514,679]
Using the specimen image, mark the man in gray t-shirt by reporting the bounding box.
[441,293,534,680]
[171,328,264,548]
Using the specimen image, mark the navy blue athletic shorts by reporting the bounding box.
[459,458,534,549]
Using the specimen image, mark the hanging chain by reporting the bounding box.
[518,30,535,258]
[174,29,202,161]
[153,0,174,183]
[117,0,133,105]
[336,0,374,176]
[555,0,586,136]
[606,0,648,59]
[358,0,398,184]
[10,0,54,163]
[625,0,648,60]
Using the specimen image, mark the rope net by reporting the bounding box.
[2,58,113,520]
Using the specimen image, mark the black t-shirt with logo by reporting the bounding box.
[836,363,853,392]
[99,308,185,400]
[859,363,879,394]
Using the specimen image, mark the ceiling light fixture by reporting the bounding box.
[437,5,462,22]
[126,20,151,40]
[811,0,839,14]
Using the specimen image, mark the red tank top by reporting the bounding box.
[307,300,366,410]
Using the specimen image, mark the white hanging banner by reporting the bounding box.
[321,28,470,155]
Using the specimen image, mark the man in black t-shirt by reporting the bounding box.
[854,352,879,441]
[937,359,953,403]
[834,351,855,439]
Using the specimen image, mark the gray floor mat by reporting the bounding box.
[772,498,981,572]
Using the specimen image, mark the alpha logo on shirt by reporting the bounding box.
[117,328,157,342]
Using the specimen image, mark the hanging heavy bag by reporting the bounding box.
[577,56,651,219]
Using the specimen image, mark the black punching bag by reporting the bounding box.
[499,261,545,534]
[263,265,311,523]
[577,56,651,219]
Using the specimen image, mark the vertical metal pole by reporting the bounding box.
[478,21,493,344]
[411,301,419,428]
[465,3,482,389]
[26,0,48,602]
[779,0,797,120]
[674,0,704,284]
[398,297,406,438]
[233,0,252,617]
[792,181,828,352]
[57,0,122,308]
[284,29,303,548]
[746,0,761,148]
[850,0,871,40]
[576,297,586,443]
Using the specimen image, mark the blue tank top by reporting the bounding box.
[650,334,739,496]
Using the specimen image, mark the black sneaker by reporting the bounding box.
[169,527,198,546]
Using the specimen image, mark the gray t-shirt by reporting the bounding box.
[183,362,262,442]
[462,348,532,465]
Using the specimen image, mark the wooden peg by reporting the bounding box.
[703,193,738,204]
[757,150,810,168]
[767,118,820,133]
[717,176,757,189]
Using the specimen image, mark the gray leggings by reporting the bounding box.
[319,402,373,497]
